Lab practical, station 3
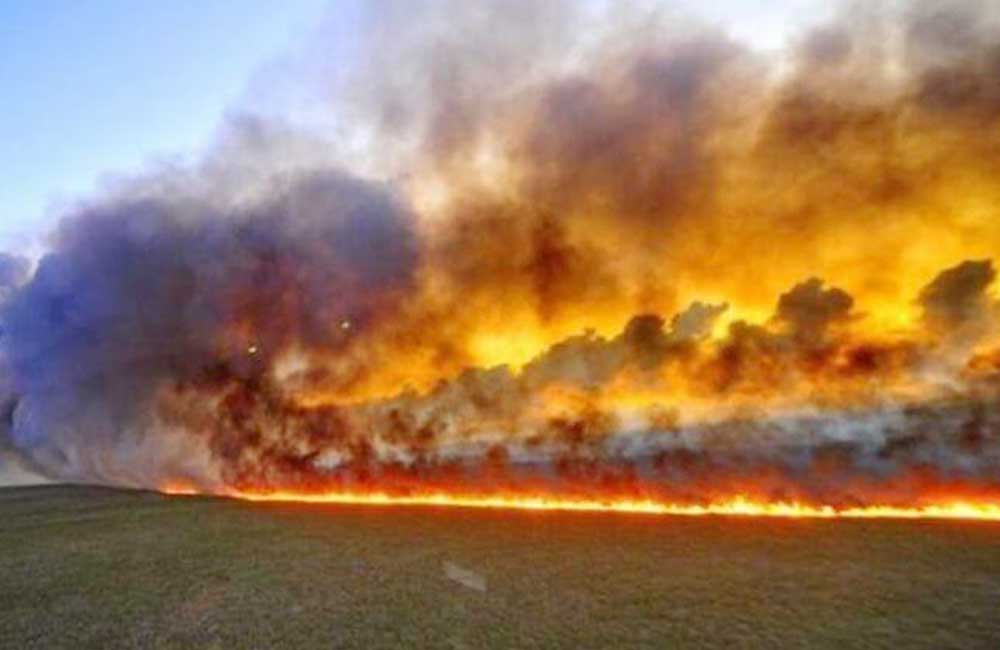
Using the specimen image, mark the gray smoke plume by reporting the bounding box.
[0,147,417,485]
[919,259,997,342]
[3,1,1000,505]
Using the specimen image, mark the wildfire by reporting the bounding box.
[159,484,1000,522]
[7,2,1000,510]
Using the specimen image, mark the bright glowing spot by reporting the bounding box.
[160,485,1000,522]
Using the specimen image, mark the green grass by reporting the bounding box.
[2,485,1000,649]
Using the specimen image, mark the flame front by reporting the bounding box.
[160,483,1000,522]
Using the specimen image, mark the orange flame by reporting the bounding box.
[159,484,1000,521]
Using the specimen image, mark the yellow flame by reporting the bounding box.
[160,484,1000,521]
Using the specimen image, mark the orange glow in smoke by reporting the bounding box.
[159,483,1000,521]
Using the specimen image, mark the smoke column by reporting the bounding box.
[3,1,1000,508]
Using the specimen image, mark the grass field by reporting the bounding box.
[2,486,1000,649]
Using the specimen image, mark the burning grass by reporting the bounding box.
[163,483,1000,522]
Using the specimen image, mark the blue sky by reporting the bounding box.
[0,0,343,253]
[0,0,825,256]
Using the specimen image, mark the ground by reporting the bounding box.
[2,485,1000,649]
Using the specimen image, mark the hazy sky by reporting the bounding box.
[0,0,336,253]
[0,0,826,255]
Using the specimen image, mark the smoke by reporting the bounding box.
[0,253,42,485]
[0,254,29,295]
[919,259,997,341]
[774,278,854,346]
[0,155,416,486]
[3,1,1000,505]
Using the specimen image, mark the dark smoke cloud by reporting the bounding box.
[918,259,996,338]
[775,278,854,346]
[3,1,1000,505]
[1,161,416,485]
[334,0,1000,337]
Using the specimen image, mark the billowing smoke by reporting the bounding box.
[3,1,1000,506]
[919,259,997,340]
[1,168,416,487]
[0,254,29,298]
